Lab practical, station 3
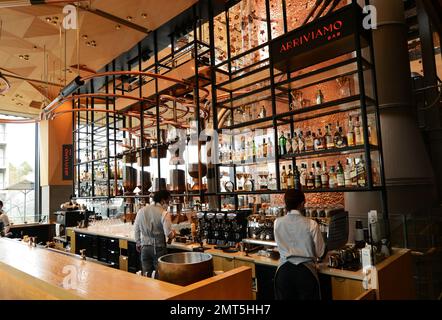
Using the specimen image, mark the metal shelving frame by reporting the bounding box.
[70,0,388,235]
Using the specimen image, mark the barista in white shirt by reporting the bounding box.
[274,189,326,300]
[0,200,11,237]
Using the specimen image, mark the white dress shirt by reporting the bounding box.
[274,209,326,266]
[134,203,173,247]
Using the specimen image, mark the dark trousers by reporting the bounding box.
[141,245,167,277]
[274,262,320,300]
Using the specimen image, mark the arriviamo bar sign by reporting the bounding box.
[278,20,344,54]
[270,3,366,72]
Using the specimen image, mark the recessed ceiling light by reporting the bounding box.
[115,25,121,30]
[126,16,133,22]
[46,17,51,22]
[141,13,147,19]
[82,35,88,40]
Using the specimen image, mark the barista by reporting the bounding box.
[274,190,326,300]
[0,201,11,237]
[134,190,176,277]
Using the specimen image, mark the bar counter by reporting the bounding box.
[67,226,366,281]
[0,238,252,300]
[65,226,415,300]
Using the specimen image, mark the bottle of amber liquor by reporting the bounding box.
[347,116,355,146]
[281,165,288,190]
[325,125,334,149]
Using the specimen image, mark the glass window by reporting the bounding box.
[0,115,36,225]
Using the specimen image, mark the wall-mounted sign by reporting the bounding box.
[62,144,73,180]
[270,4,366,72]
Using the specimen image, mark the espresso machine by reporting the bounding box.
[196,210,249,247]
[197,211,216,245]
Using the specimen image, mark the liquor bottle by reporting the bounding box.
[325,125,334,149]
[329,166,337,188]
[268,174,277,190]
[287,133,294,154]
[334,126,347,148]
[347,116,355,146]
[281,165,288,190]
[298,131,305,153]
[313,132,320,151]
[279,132,287,156]
[219,143,224,163]
[259,105,266,118]
[287,165,294,189]
[354,116,363,145]
[351,158,358,187]
[246,141,252,162]
[344,158,352,187]
[252,139,257,162]
[300,164,307,187]
[294,166,301,190]
[356,155,367,187]
[257,140,263,159]
[292,132,299,154]
[316,89,325,105]
[336,161,345,187]
[314,162,322,189]
[305,131,314,151]
[240,136,246,162]
[267,138,273,159]
[319,128,326,150]
[262,138,268,158]
[306,170,315,190]
[321,161,329,188]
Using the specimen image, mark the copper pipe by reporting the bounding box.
[42,71,209,117]
[80,71,191,87]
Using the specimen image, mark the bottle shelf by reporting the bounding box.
[275,95,376,123]
[217,145,378,167]
[280,144,379,161]
[217,95,376,133]
[207,185,383,196]
[218,157,276,167]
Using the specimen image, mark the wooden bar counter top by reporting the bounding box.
[0,238,252,300]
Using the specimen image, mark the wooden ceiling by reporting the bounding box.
[0,0,197,117]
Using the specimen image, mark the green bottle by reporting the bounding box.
[279,131,287,156]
